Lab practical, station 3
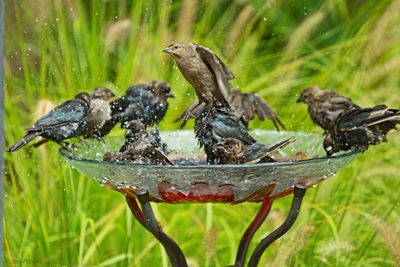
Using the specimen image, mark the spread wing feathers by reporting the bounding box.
[25,99,88,131]
[193,43,235,81]
[193,43,233,106]
[244,94,285,131]
[244,137,295,163]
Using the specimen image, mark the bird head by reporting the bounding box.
[216,138,245,159]
[151,81,175,99]
[297,86,320,104]
[74,92,91,103]
[91,87,116,102]
[323,134,339,157]
[124,120,147,141]
[163,42,192,59]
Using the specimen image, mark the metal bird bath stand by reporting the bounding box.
[60,130,361,267]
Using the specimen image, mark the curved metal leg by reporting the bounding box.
[231,199,273,267]
[126,190,188,267]
[125,186,306,267]
[247,184,307,266]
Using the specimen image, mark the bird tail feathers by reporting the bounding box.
[8,131,42,152]
[364,107,400,135]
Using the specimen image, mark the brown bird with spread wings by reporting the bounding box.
[163,42,233,110]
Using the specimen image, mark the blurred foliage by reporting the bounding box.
[3,0,400,266]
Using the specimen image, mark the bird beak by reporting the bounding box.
[163,47,172,54]
[296,96,302,103]
[166,92,175,98]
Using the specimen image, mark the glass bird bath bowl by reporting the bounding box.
[60,130,361,203]
[60,130,362,267]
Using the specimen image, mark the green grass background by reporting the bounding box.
[3,0,400,266]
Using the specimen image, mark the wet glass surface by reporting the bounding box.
[60,130,362,203]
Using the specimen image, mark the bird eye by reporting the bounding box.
[173,45,178,49]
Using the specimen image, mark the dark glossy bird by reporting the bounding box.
[121,121,167,153]
[8,93,90,152]
[195,106,256,163]
[297,86,359,133]
[323,105,400,156]
[215,137,294,164]
[163,42,233,110]
[112,81,174,127]
[84,87,116,139]
[104,120,172,165]
[178,90,285,130]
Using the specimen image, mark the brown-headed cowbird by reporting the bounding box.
[178,90,285,130]
[215,137,294,164]
[194,106,256,163]
[297,86,359,133]
[163,42,232,109]
[323,105,400,156]
[8,92,90,152]
[84,87,116,138]
[112,81,174,127]
[104,120,172,165]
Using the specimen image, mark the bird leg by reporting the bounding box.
[31,138,49,148]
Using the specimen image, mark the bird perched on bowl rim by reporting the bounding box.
[297,86,359,133]
[163,42,233,111]
[8,92,91,152]
[323,104,400,156]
